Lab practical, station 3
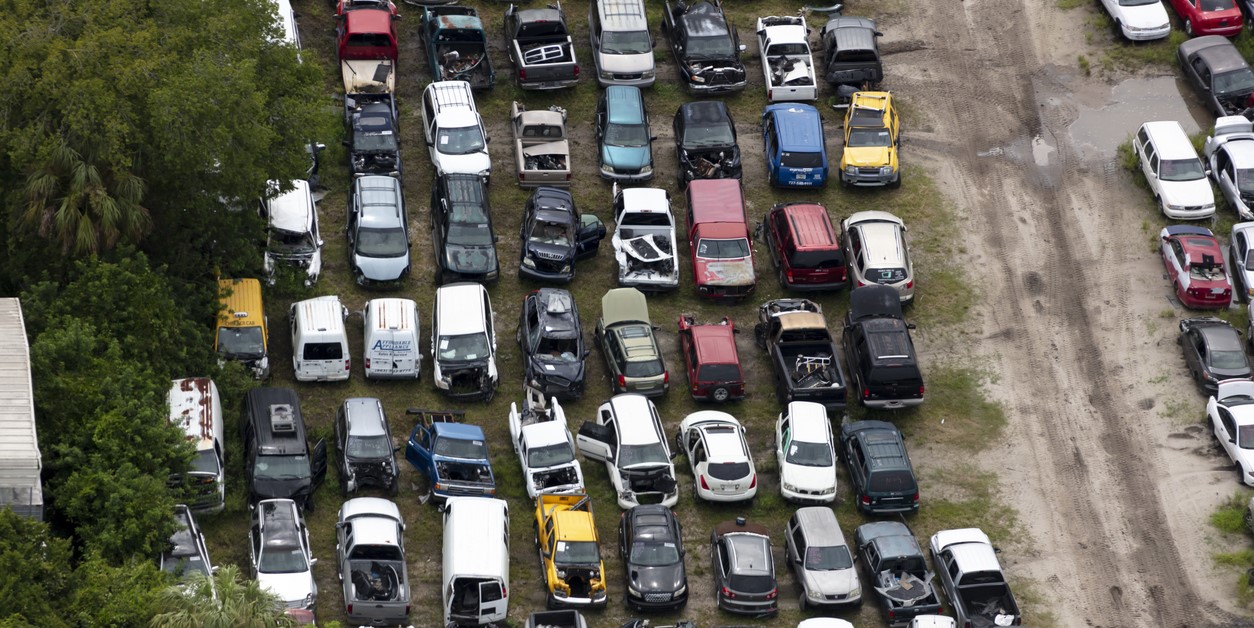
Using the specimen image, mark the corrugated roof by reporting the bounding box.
[0,299,40,483]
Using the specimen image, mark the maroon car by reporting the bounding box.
[687,179,756,299]
[678,314,745,402]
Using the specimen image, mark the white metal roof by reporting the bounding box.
[0,299,39,479]
[786,401,829,442]
[444,498,509,577]
[436,283,489,336]
[609,395,663,446]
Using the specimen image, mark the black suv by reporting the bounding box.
[673,101,742,184]
[1179,317,1252,394]
[345,93,402,177]
[619,505,688,611]
[518,288,589,400]
[661,0,748,93]
[819,16,883,88]
[839,420,919,515]
[842,285,924,409]
[241,387,328,509]
[334,397,399,496]
[519,187,605,283]
[431,173,499,284]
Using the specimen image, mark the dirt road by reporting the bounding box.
[881,0,1245,625]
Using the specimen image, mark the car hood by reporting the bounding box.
[803,565,860,596]
[354,252,409,282]
[1161,178,1215,207]
[258,570,315,606]
[603,144,652,170]
[1120,3,1169,28]
[599,51,655,74]
[628,562,686,594]
[435,151,492,176]
[781,463,836,491]
[843,145,892,168]
[694,256,755,287]
[446,244,497,274]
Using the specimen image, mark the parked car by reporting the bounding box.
[404,409,497,503]
[348,175,410,287]
[677,315,744,402]
[673,101,741,184]
[1179,318,1251,393]
[241,388,328,509]
[597,86,655,181]
[1231,222,1254,302]
[839,420,920,514]
[519,187,606,283]
[756,15,817,102]
[840,92,900,188]
[854,521,942,626]
[1179,36,1254,117]
[535,494,609,608]
[504,2,581,90]
[1133,121,1216,220]
[335,498,412,625]
[261,180,322,287]
[575,394,679,509]
[589,0,656,86]
[662,0,746,93]
[618,505,689,611]
[508,392,584,499]
[775,401,838,504]
[161,505,215,587]
[518,288,589,400]
[430,173,499,285]
[685,179,755,298]
[250,499,317,611]
[526,611,589,628]
[929,529,1022,628]
[595,288,669,397]
[1204,116,1254,221]
[1159,225,1233,310]
[843,285,925,409]
[819,15,884,87]
[335,0,399,71]
[512,102,572,187]
[762,103,828,188]
[1207,378,1254,486]
[841,211,914,302]
[785,507,861,609]
[421,81,492,179]
[1100,0,1171,41]
[675,411,756,502]
[344,92,401,177]
[611,186,680,291]
[442,497,510,626]
[432,282,499,400]
[1170,0,1242,36]
[419,5,495,89]
[334,397,399,496]
[760,202,847,291]
[711,518,779,617]
[755,299,847,409]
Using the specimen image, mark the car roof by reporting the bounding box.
[340,496,402,523]
[702,424,748,460]
[1223,139,1254,168]
[258,499,303,543]
[779,311,828,331]
[1199,324,1243,352]
[1142,121,1200,160]
[787,402,829,441]
[265,180,314,234]
[628,504,679,541]
[691,323,738,364]
[853,221,906,265]
[436,283,488,335]
[726,533,772,575]
[602,288,650,327]
[858,521,920,558]
[765,104,824,152]
[532,187,575,211]
[846,420,910,469]
[533,288,580,336]
[553,509,598,541]
[345,7,392,34]
[687,179,746,225]
[1188,36,1250,74]
[343,397,386,436]
[932,528,1000,572]
[167,506,203,558]
[680,1,730,36]
[793,507,849,547]
[849,285,905,322]
[824,16,877,51]
[606,86,646,124]
[432,421,487,442]
[778,203,838,249]
[611,396,663,445]
[515,6,563,22]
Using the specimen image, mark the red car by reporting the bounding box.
[336,0,397,17]
[1170,0,1243,37]
[686,179,756,299]
[1160,225,1233,309]
[678,315,745,402]
[336,4,399,62]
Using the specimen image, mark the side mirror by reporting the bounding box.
[669,450,679,460]
[317,239,325,247]
[485,136,492,144]
[874,31,884,37]
[309,558,319,566]
[738,43,747,53]
[906,323,916,330]
[583,350,591,358]
[650,135,659,142]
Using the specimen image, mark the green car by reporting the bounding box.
[594,288,668,397]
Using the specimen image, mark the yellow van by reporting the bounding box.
[215,278,269,379]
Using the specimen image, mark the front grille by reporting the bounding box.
[533,257,566,274]
[644,592,673,602]
[825,593,847,601]
[857,167,881,175]
[615,73,643,80]
[616,167,642,176]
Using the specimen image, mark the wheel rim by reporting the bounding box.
[1186,20,1194,35]
[713,387,729,402]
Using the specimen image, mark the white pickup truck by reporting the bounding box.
[508,389,584,499]
[757,15,817,102]
[611,185,679,291]
[511,101,571,187]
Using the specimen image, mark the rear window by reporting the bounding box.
[868,469,916,493]
[868,365,922,385]
[624,359,664,378]
[868,267,907,283]
[730,573,775,594]
[708,462,750,481]
[697,364,741,382]
[789,249,844,269]
[781,151,824,168]
[302,342,343,360]
[347,33,392,48]
[835,50,878,63]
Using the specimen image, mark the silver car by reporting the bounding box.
[841,210,915,303]
[348,175,410,286]
[785,507,861,608]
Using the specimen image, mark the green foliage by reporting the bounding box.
[65,553,166,626]
[1213,493,1253,535]
[151,564,294,628]
[0,510,73,627]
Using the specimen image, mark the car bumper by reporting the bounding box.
[716,595,777,617]
[621,381,669,398]
[783,278,848,292]
[616,491,679,510]
[626,589,688,611]
[771,175,827,188]
[365,368,420,380]
[688,79,748,94]
[804,589,863,607]
[440,268,499,285]
[696,283,755,299]
[859,501,920,515]
[532,377,585,401]
[600,167,655,181]
[519,265,575,283]
[781,486,836,504]
[520,78,581,90]
[1199,22,1244,37]
[862,397,925,409]
[1121,24,1171,40]
[1178,293,1232,310]
[619,277,679,292]
[698,486,757,503]
[596,75,656,88]
[841,169,898,187]
[1162,205,1217,220]
[548,592,609,609]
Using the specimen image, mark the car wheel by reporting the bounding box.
[691,479,700,501]
[889,171,902,189]
[799,592,808,611]
[675,431,686,456]
[1239,463,1247,485]
[712,386,730,402]
[1112,19,1123,38]
[388,479,399,497]
[1186,19,1195,36]
[754,323,768,349]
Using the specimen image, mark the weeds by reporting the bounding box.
[1057,0,1088,7]
[1211,493,1251,535]
[1078,54,1091,77]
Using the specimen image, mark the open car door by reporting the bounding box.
[576,422,614,462]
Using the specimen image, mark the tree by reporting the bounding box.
[151,565,295,628]
[0,509,73,627]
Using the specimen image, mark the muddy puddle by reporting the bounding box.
[1068,76,1211,161]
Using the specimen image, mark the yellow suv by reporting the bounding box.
[840,91,901,188]
[535,494,608,609]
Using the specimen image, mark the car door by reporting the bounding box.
[776,414,790,465]
[406,425,434,476]
[1236,231,1252,298]
[311,439,328,488]
[712,537,731,592]
[249,519,262,577]
[576,410,616,462]
[1184,328,1204,376]
[1216,405,1240,461]
[848,438,869,499]
[576,214,606,258]
[787,520,808,583]
[1216,149,1241,209]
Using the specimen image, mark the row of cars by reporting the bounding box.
[1101,0,1250,41]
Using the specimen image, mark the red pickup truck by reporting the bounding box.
[685,179,755,299]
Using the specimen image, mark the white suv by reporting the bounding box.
[421,81,491,179]
[1133,121,1216,220]
[675,411,756,503]
[841,210,915,303]
[1100,0,1171,41]
[249,499,317,610]
[774,401,837,504]
[575,393,679,508]
[431,282,499,401]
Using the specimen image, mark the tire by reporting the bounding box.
[675,431,686,457]
[711,386,730,402]
[754,323,768,349]
[388,479,399,497]
[889,171,902,189]
[799,592,808,611]
[1239,463,1247,485]
[1186,19,1195,36]
[1113,19,1124,39]
[691,480,700,501]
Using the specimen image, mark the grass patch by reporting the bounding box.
[1057,0,1088,8]
[1212,492,1251,535]
[873,361,1007,452]
[1078,54,1091,76]
[914,466,1020,545]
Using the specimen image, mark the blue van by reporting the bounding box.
[597,85,655,180]
[761,103,828,188]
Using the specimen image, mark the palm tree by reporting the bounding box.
[22,138,152,257]
[150,564,295,628]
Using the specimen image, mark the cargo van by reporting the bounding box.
[363,298,420,380]
[443,497,510,626]
[290,296,351,382]
[168,378,225,515]
[215,278,270,379]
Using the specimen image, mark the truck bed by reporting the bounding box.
[958,584,1020,628]
[775,342,841,389]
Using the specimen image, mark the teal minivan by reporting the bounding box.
[596,85,655,181]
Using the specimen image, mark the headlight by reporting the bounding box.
[599,70,614,80]
[689,69,706,83]
[808,588,825,600]
[850,585,861,598]
[640,165,652,175]
[627,586,641,597]
[477,169,491,178]
[845,166,857,175]
[1165,203,1185,211]
[561,265,571,273]
[553,589,568,598]
[556,569,568,579]
[674,584,686,596]
[593,590,607,600]
[302,592,314,608]
[880,165,894,175]
[602,164,616,175]
[522,257,536,269]
[643,70,655,79]
[820,486,836,495]
[782,482,797,492]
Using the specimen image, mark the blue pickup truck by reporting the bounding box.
[761,103,828,188]
[404,410,496,505]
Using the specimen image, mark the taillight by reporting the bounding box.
[573,65,581,78]
[365,358,371,369]
[919,385,925,396]
[906,279,914,289]
[748,474,757,489]
[502,585,507,598]
[887,609,895,620]
[663,371,669,385]
[765,588,777,600]
[345,358,351,371]
[347,604,353,614]
[837,267,847,282]
[863,388,870,399]
[857,280,866,287]
[617,375,626,389]
[565,172,572,181]
[721,586,735,599]
[767,88,773,100]
[405,604,410,614]
[519,68,527,80]
[519,172,526,181]
[912,491,920,502]
[700,475,710,490]
[785,269,793,282]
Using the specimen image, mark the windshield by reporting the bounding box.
[217,327,265,359]
[804,545,854,571]
[355,129,397,153]
[253,454,310,481]
[1216,68,1254,95]
[629,542,680,566]
[605,123,650,147]
[1211,350,1249,370]
[528,442,575,468]
[555,540,601,565]
[433,435,488,459]
[355,226,408,258]
[848,127,893,147]
[448,206,493,246]
[529,219,572,246]
[346,434,391,459]
[781,151,824,169]
[536,336,580,360]
[190,449,220,475]
[624,359,664,378]
[268,229,316,255]
[786,440,833,467]
[258,545,308,574]
[1159,158,1206,182]
[437,125,486,155]
[619,442,669,467]
[683,123,735,148]
[687,34,735,58]
[1201,0,1235,9]
[602,30,652,54]
[438,332,490,362]
[1240,424,1254,449]
[1189,263,1227,281]
[696,238,751,259]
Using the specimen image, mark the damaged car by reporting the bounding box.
[673,101,742,184]
[432,282,499,400]
[519,187,606,283]
[612,185,680,291]
[518,287,589,400]
[261,180,323,287]
[662,0,747,93]
[575,394,679,509]
[430,172,499,284]
[509,390,585,499]
[405,409,497,504]
[596,288,669,398]
[345,93,401,177]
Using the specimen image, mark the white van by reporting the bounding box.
[290,296,350,382]
[443,497,510,626]
[168,378,225,514]
[363,298,420,380]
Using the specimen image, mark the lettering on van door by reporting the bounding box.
[372,339,413,352]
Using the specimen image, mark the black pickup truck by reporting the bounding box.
[754,299,846,410]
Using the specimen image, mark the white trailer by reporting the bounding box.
[0,299,41,520]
